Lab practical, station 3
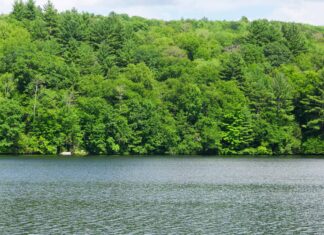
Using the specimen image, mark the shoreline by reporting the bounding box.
[0,154,323,158]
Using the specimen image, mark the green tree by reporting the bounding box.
[43,0,59,38]
[25,0,38,20]
[0,98,24,153]
[282,23,307,56]
[219,53,245,83]
[176,33,201,61]
[12,0,25,21]
[300,70,324,137]
[58,9,88,44]
[0,73,15,98]
[240,44,265,65]
[264,42,292,67]
[246,20,282,46]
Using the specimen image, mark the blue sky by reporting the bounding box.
[1,0,324,25]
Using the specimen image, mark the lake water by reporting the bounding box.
[1,156,324,234]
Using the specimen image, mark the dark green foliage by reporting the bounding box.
[0,1,323,155]
[12,0,25,21]
[240,44,265,64]
[0,98,24,153]
[25,0,37,20]
[246,20,282,46]
[264,42,292,67]
[58,9,89,44]
[12,0,39,21]
[300,70,324,138]
[282,23,307,56]
[303,138,324,154]
[43,1,59,38]
[220,53,245,82]
[90,13,126,50]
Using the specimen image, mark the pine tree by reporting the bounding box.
[301,73,324,137]
[282,23,307,56]
[25,0,37,20]
[12,0,25,21]
[219,53,245,83]
[43,0,59,37]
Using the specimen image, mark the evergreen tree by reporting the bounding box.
[43,0,59,38]
[301,71,324,137]
[219,53,245,83]
[282,23,307,56]
[12,0,25,21]
[25,0,37,20]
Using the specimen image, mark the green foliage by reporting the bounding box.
[300,70,324,137]
[0,2,323,155]
[43,0,59,38]
[282,23,308,56]
[219,111,254,154]
[0,73,15,97]
[12,0,39,21]
[303,138,324,154]
[219,53,245,83]
[12,0,25,21]
[240,44,265,64]
[264,42,292,67]
[0,98,24,153]
[246,20,282,46]
[58,9,89,44]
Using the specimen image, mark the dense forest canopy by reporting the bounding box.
[0,0,323,155]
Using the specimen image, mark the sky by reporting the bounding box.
[0,0,324,25]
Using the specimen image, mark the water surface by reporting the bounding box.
[1,156,324,234]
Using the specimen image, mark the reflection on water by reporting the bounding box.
[1,156,324,234]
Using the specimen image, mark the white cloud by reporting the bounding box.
[271,0,324,25]
[0,1,13,13]
[0,0,323,25]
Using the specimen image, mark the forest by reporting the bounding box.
[0,0,323,155]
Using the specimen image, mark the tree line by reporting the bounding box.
[0,0,323,155]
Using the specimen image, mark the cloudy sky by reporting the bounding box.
[0,0,323,25]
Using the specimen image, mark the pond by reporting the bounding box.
[1,156,324,234]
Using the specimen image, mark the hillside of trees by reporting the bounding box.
[0,0,323,155]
